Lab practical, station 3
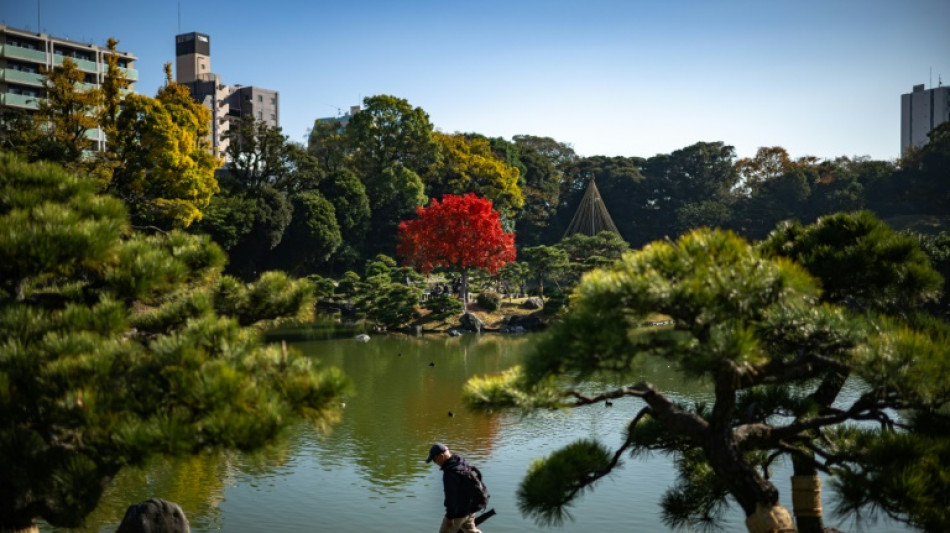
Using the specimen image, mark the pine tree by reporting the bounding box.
[0,154,348,530]
[464,225,949,532]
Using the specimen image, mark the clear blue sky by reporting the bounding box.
[3,0,948,161]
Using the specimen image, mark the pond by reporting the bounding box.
[47,331,909,532]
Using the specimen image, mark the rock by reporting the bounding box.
[354,334,370,342]
[459,312,484,333]
[507,313,547,332]
[521,298,544,310]
[116,498,190,533]
[316,300,356,317]
[447,329,462,337]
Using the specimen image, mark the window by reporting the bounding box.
[258,95,263,102]
[270,97,276,105]
[258,111,263,120]
[270,114,276,121]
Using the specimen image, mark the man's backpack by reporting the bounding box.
[457,465,490,514]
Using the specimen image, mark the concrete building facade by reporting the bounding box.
[901,83,950,154]
[0,24,138,150]
[226,85,279,128]
[174,31,279,159]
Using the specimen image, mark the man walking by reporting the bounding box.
[426,443,484,533]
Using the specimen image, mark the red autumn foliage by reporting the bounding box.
[397,193,516,275]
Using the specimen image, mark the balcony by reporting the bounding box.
[118,66,139,82]
[1,93,40,109]
[0,44,47,63]
[53,54,98,73]
[0,68,45,86]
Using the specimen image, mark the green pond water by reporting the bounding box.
[45,331,908,532]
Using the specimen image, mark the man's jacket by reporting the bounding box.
[441,454,474,519]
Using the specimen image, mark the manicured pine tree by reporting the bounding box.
[0,154,349,531]
[464,223,948,533]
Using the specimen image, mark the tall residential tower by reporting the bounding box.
[901,83,950,154]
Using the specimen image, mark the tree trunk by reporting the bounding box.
[790,469,823,533]
[791,370,847,533]
[0,527,38,533]
[706,375,796,533]
[461,270,469,314]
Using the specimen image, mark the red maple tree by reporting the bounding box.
[397,193,516,312]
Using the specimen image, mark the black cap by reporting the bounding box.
[425,443,448,463]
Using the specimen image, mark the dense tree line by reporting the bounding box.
[7,54,946,284]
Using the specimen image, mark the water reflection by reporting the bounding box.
[297,334,530,492]
[46,331,910,532]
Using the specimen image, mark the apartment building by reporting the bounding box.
[175,31,279,159]
[0,24,138,150]
[901,83,950,154]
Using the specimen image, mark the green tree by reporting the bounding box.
[464,226,948,532]
[225,116,298,191]
[509,135,576,246]
[760,211,942,314]
[639,142,738,244]
[363,164,427,255]
[0,154,348,530]
[317,169,371,271]
[0,107,38,158]
[350,255,421,329]
[346,94,439,179]
[107,65,220,228]
[521,245,570,300]
[758,211,943,532]
[557,231,630,273]
[308,119,349,175]
[271,191,343,275]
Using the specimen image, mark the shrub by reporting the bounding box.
[477,290,502,311]
[424,293,463,320]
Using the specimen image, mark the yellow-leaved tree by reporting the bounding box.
[107,64,219,229]
[34,58,101,168]
[429,132,524,219]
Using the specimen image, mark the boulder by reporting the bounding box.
[521,298,544,310]
[116,499,190,533]
[447,329,462,337]
[507,313,547,332]
[354,334,370,342]
[459,312,484,333]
